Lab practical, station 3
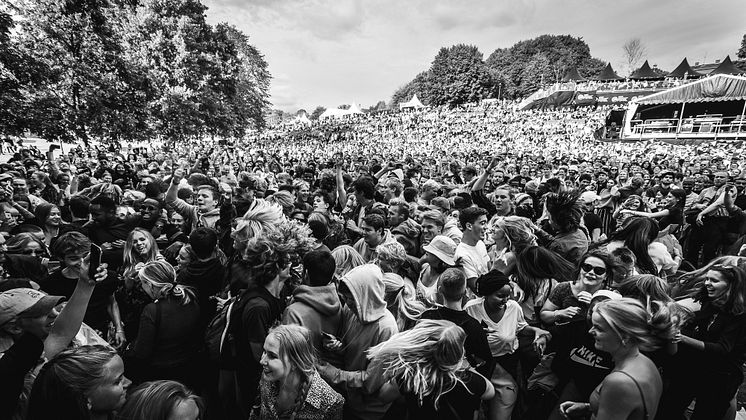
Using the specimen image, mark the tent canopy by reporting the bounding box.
[629,60,662,80]
[561,67,584,82]
[595,63,623,81]
[319,108,349,119]
[399,94,425,109]
[711,56,745,76]
[667,58,703,79]
[348,102,363,114]
[633,74,746,105]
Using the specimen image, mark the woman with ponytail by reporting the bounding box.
[371,319,495,419]
[560,297,673,419]
[125,260,201,388]
[382,272,427,331]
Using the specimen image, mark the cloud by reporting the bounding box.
[205,0,366,40]
[420,0,534,31]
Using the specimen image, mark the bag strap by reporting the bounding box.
[219,299,236,354]
[155,300,162,332]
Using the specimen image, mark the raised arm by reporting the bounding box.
[44,261,108,358]
[472,157,499,192]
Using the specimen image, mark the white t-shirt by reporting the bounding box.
[456,241,490,280]
[464,299,527,357]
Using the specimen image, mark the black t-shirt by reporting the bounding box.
[421,307,494,377]
[38,269,117,333]
[583,213,603,235]
[658,206,683,231]
[401,370,485,420]
[551,321,613,398]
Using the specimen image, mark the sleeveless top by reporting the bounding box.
[589,370,649,420]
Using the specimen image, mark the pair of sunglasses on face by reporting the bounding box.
[581,263,607,276]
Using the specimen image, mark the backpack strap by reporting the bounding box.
[219,299,236,354]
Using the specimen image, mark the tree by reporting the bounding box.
[427,44,497,107]
[622,38,647,76]
[12,0,144,144]
[738,34,746,60]
[391,71,433,107]
[485,35,606,99]
[309,106,326,120]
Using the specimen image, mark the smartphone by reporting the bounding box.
[89,243,102,279]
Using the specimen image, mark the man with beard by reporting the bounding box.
[646,170,675,200]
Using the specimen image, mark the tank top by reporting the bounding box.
[589,370,649,420]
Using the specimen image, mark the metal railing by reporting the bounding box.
[630,116,746,137]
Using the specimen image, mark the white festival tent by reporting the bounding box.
[399,94,425,109]
[319,101,363,119]
[293,113,311,125]
[348,102,363,114]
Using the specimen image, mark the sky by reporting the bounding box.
[201,0,746,113]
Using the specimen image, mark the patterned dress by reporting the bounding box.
[251,372,344,420]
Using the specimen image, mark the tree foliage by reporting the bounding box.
[1,0,271,144]
[485,35,606,98]
[309,106,326,120]
[739,33,746,60]
[391,44,497,108]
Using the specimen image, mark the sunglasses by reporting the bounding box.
[581,263,607,276]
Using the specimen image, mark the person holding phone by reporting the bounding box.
[37,232,124,347]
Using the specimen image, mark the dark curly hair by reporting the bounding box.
[234,235,292,288]
[545,191,583,233]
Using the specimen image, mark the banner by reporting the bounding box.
[595,90,658,105]
[572,91,597,106]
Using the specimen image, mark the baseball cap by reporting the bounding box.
[422,235,457,266]
[0,288,65,326]
[579,191,600,204]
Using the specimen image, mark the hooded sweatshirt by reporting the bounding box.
[177,257,226,326]
[322,264,398,420]
[166,183,221,231]
[282,284,343,366]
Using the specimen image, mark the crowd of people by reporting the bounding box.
[2,102,746,420]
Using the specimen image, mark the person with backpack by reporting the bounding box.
[176,227,226,328]
[218,235,290,420]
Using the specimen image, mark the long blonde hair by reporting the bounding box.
[138,260,194,305]
[367,319,468,408]
[331,245,366,279]
[231,199,284,247]
[266,324,317,381]
[123,228,160,279]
